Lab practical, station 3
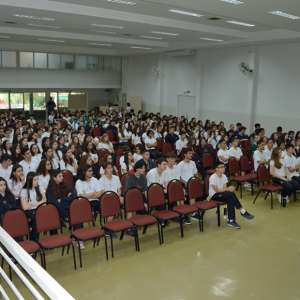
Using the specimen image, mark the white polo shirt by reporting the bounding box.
[75,178,101,202]
[99,175,121,194]
[20,186,45,209]
[229,147,243,160]
[284,154,299,178]
[118,130,130,144]
[253,150,265,172]
[175,139,187,155]
[146,168,168,188]
[19,160,37,177]
[177,160,197,183]
[0,165,12,182]
[263,148,273,162]
[38,174,50,190]
[8,179,24,198]
[209,173,228,198]
[165,165,180,181]
[144,137,156,150]
[270,159,286,177]
[217,149,230,164]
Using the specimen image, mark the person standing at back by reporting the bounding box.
[46,97,56,115]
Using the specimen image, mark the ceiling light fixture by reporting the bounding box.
[131,46,152,49]
[28,24,61,28]
[90,24,124,29]
[226,20,255,27]
[168,9,203,17]
[38,39,65,42]
[88,43,111,46]
[219,0,244,4]
[140,36,163,39]
[150,31,179,36]
[12,14,54,21]
[103,0,136,5]
[200,38,224,41]
[268,11,300,19]
[89,30,116,34]
[0,36,10,38]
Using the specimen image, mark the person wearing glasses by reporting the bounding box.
[209,161,254,229]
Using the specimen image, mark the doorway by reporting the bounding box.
[177,95,196,120]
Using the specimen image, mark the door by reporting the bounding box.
[177,95,196,120]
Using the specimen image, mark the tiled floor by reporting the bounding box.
[2,189,300,300]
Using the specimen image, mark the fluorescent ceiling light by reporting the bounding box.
[268,11,300,19]
[88,43,111,46]
[200,38,224,41]
[103,0,136,4]
[28,24,61,28]
[220,0,244,4]
[150,31,179,36]
[226,20,255,27]
[90,24,124,29]
[0,36,10,38]
[38,39,65,42]
[140,36,163,39]
[89,30,116,34]
[131,46,152,49]
[12,14,54,21]
[168,9,202,17]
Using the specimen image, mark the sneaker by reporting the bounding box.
[240,211,254,220]
[244,187,252,192]
[172,217,180,223]
[60,221,67,229]
[244,183,251,187]
[191,214,200,221]
[151,222,158,227]
[72,239,85,250]
[126,229,138,237]
[183,216,191,225]
[277,193,282,203]
[286,196,290,203]
[227,220,241,229]
[104,231,117,239]
[161,220,170,227]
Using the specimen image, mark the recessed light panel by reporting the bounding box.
[150,31,179,36]
[38,39,65,42]
[90,24,124,29]
[220,0,244,4]
[0,36,10,38]
[89,30,116,34]
[103,0,136,4]
[131,46,152,49]
[88,43,111,46]
[28,24,61,28]
[13,14,54,21]
[168,9,203,17]
[226,20,255,27]
[140,36,163,39]
[200,38,224,41]
[268,11,300,19]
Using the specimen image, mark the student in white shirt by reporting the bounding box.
[8,164,25,205]
[253,140,269,172]
[50,140,62,166]
[147,157,169,192]
[19,147,38,177]
[2,128,13,144]
[209,161,254,229]
[217,139,234,172]
[263,139,273,167]
[0,154,13,182]
[131,127,142,147]
[270,147,299,204]
[3,140,12,155]
[42,125,52,139]
[60,147,78,175]
[36,159,52,191]
[154,126,163,140]
[48,111,55,123]
[121,151,134,175]
[142,125,151,143]
[126,103,131,113]
[82,141,98,164]
[99,153,118,177]
[133,144,143,163]
[77,126,86,145]
[175,131,187,158]
[20,171,46,241]
[144,130,162,160]
[118,123,131,147]
[278,141,287,159]
[97,134,115,154]
[207,129,218,149]
[284,144,300,189]
[42,146,59,170]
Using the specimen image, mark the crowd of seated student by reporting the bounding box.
[0,107,299,251]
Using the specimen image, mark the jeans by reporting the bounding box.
[149,149,162,160]
[211,191,242,220]
[273,177,300,197]
[119,141,131,147]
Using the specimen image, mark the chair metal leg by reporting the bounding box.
[160,222,164,244]
[271,193,273,209]
[157,224,161,245]
[61,246,65,256]
[142,225,148,234]
[77,239,82,268]
[39,249,44,269]
[110,236,114,258]
[104,236,108,260]
[93,239,96,248]
[42,249,46,270]
[264,192,269,200]
[119,230,125,240]
[67,244,70,254]
[217,207,221,227]
[200,211,205,232]
[1,256,4,268]
[180,218,184,238]
[9,265,12,281]
[71,242,76,270]
[135,227,140,251]
[251,180,254,195]
[253,189,261,204]
[197,212,201,231]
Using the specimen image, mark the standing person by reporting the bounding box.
[36,159,52,191]
[270,147,299,204]
[46,97,56,115]
[209,162,254,229]
[20,172,47,241]
[8,164,25,207]
[0,154,13,182]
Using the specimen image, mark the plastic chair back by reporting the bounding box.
[204,174,212,197]
[228,158,239,175]
[240,155,250,172]
[202,153,214,169]
[257,165,269,184]
[156,138,163,151]
[62,170,74,187]
[162,143,172,157]
[98,149,109,158]
[120,174,128,196]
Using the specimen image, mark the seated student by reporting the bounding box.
[209,162,254,229]
[197,137,214,160]
[118,123,131,147]
[121,151,135,175]
[0,177,17,217]
[8,164,25,207]
[294,138,300,158]
[154,126,163,140]
[118,145,131,166]
[237,126,248,141]
[50,140,62,167]
[97,134,115,154]
[234,123,242,135]
[278,141,287,159]
[147,157,169,193]
[57,135,66,153]
[77,154,99,180]
[175,131,187,157]
[270,132,279,148]
[207,128,218,149]
[144,130,162,160]
[288,131,295,143]
[48,111,55,123]
[42,146,59,170]
[19,147,38,177]
[2,128,13,144]
[99,153,118,177]
[77,126,86,145]
[270,147,300,204]
[217,139,234,171]
[249,123,261,143]
[36,159,52,191]
[140,149,156,172]
[20,172,47,241]
[48,170,76,231]
[0,154,13,182]
[253,140,269,172]
[250,134,260,156]
[165,126,179,150]
[30,143,42,166]
[285,144,300,188]
[60,147,78,175]
[3,140,12,155]
[131,126,142,147]
[133,144,143,163]
[263,139,274,167]
[82,141,98,164]
[177,147,205,223]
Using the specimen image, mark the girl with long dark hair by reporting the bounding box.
[83,141,98,164]
[42,146,59,169]
[99,153,118,177]
[8,164,25,207]
[77,154,99,179]
[3,140,12,155]
[50,140,62,165]
[60,147,78,175]
[30,144,42,165]
[0,177,16,217]
[36,159,52,190]
[11,145,23,164]
[121,151,134,175]
[12,134,21,147]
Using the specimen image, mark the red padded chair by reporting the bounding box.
[187,177,219,232]
[173,144,181,161]
[98,156,105,169]
[167,180,198,235]
[62,170,74,187]
[99,192,135,257]
[120,174,128,196]
[156,138,163,152]
[244,140,251,151]
[124,188,159,249]
[35,203,76,270]
[202,153,216,176]
[253,164,283,209]
[241,148,247,156]
[118,165,123,177]
[98,149,109,158]
[61,119,68,128]
[116,147,124,157]
[92,127,101,138]
[69,197,108,268]
[106,130,117,145]
[228,158,252,199]
[208,145,216,157]
[116,154,122,169]
[162,143,173,157]
[240,155,257,195]
[1,209,43,273]
[148,184,179,244]
[239,141,245,149]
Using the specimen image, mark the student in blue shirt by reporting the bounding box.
[234,122,242,135]
[237,126,248,141]
[249,123,261,142]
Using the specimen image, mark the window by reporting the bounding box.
[2,51,16,67]
[87,56,98,70]
[10,93,23,109]
[75,55,86,70]
[61,54,73,69]
[33,93,46,110]
[34,53,47,68]
[59,93,68,108]
[48,54,60,69]
[116,57,122,71]
[24,93,30,111]
[0,51,1,67]
[20,52,33,68]
[0,93,9,109]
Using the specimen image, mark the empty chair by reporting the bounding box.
[62,170,74,187]
[69,197,108,268]
[93,127,102,138]
[156,138,163,152]
[120,174,128,197]
[240,155,257,194]
[116,147,124,157]
[162,143,173,157]
[98,149,109,159]
[202,153,216,176]
[98,156,105,169]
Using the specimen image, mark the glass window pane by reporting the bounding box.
[24,93,30,111]
[34,53,47,68]
[2,51,16,67]
[59,93,68,108]
[50,93,58,109]
[61,55,73,69]
[104,57,110,71]
[10,93,23,109]
[20,52,33,68]
[33,93,46,110]
[87,56,98,70]
[99,57,104,71]
[111,57,116,71]
[0,51,1,67]
[0,93,9,110]
[48,54,60,69]
[75,55,86,70]
[116,57,122,71]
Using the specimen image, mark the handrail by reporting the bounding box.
[0,226,75,300]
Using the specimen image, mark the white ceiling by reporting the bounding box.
[0,0,299,56]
